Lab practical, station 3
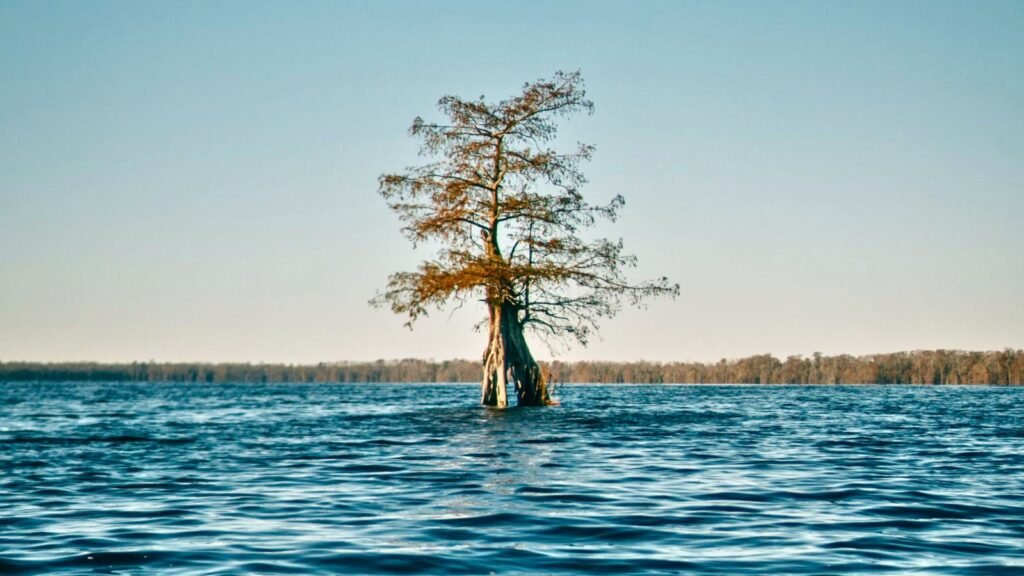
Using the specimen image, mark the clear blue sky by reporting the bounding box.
[2,1,1022,363]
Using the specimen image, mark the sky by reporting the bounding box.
[1,0,1022,364]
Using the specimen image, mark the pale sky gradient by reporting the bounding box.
[2,1,1022,364]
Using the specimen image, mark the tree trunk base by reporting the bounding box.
[481,303,553,408]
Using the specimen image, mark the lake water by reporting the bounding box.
[1,383,1023,574]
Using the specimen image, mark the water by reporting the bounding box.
[2,383,1023,575]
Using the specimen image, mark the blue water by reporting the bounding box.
[2,383,1023,575]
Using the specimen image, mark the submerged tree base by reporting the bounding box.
[481,303,554,408]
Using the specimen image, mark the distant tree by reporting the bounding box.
[4,351,1024,385]
[373,71,678,407]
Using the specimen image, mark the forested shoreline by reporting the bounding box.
[2,349,1022,385]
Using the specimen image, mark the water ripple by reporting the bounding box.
[2,383,1023,574]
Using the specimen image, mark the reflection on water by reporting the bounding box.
[2,383,1023,574]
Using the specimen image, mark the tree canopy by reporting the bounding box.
[375,71,676,344]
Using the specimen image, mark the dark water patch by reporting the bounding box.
[538,461,570,469]
[863,504,979,520]
[521,435,571,444]
[604,513,718,527]
[535,522,669,543]
[8,459,50,468]
[0,516,47,530]
[2,382,1023,574]
[420,527,481,541]
[31,486,75,497]
[770,487,870,501]
[690,503,764,514]
[516,485,561,494]
[464,450,511,459]
[336,463,404,474]
[822,534,933,553]
[703,490,774,502]
[2,434,195,445]
[113,481,193,490]
[528,556,699,573]
[0,550,201,575]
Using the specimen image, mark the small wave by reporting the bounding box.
[514,489,612,504]
[437,512,528,528]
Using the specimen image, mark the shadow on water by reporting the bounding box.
[1,383,1023,574]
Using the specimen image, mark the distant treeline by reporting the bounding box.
[2,349,1022,385]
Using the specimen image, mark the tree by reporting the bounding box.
[374,71,678,407]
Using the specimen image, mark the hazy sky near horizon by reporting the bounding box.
[2,1,1022,364]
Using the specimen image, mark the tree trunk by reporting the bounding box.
[481,302,552,408]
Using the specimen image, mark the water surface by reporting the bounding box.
[2,383,1023,574]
